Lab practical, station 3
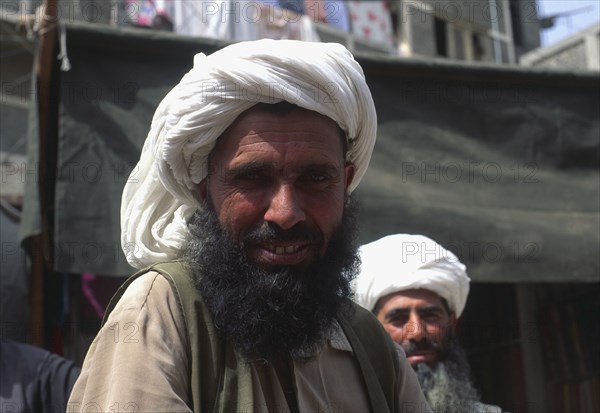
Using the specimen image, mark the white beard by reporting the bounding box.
[415,338,480,413]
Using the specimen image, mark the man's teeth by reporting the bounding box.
[268,245,301,254]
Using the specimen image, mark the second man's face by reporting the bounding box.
[375,288,457,368]
[198,105,355,269]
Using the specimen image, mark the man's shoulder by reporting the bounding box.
[103,269,180,328]
[346,301,379,321]
[118,271,172,307]
[339,302,399,364]
[0,338,80,384]
[1,338,51,380]
[105,261,192,318]
[344,302,391,341]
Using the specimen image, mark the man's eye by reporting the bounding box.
[389,317,408,327]
[422,313,441,322]
[233,171,270,187]
[234,169,267,180]
[301,172,330,184]
[240,172,262,180]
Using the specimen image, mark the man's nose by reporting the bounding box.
[263,184,306,230]
[404,313,425,342]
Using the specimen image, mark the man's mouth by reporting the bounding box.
[264,244,304,254]
[243,223,322,267]
[406,350,437,365]
[250,242,314,266]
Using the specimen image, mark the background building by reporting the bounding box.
[387,0,541,63]
[2,0,544,62]
[520,23,600,70]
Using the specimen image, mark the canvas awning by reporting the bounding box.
[18,22,599,281]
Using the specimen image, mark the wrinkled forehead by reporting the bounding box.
[375,288,451,315]
[211,103,347,156]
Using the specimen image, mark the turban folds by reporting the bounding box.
[354,234,470,317]
[121,39,377,269]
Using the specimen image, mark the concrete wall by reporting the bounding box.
[520,24,600,71]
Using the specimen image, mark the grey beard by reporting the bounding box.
[415,337,481,413]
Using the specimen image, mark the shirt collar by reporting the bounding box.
[328,319,353,353]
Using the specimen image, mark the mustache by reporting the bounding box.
[403,337,442,356]
[243,222,323,245]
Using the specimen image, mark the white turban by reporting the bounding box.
[121,39,377,269]
[354,234,470,317]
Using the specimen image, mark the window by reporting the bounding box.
[434,17,447,57]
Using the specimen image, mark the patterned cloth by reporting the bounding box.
[126,0,174,27]
[348,0,395,48]
[172,1,318,41]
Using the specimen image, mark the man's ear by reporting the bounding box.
[196,178,208,202]
[449,312,458,334]
[344,162,356,191]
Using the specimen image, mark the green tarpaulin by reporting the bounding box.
[21,22,600,281]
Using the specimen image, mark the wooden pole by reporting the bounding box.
[29,0,59,347]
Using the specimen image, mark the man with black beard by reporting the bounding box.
[355,234,504,413]
[185,194,360,362]
[68,40,431,413]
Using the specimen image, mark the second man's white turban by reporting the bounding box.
[354,234,470,317]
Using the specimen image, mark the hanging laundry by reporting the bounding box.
[304,0,350,31]
[347,0,395,48]
[173,0,319,42]
[324,0,350,32]
[125,0,174,30]
[251,1,319,41]
[173,0,229,38]
[304,0,327,23]
[279,0,305,14]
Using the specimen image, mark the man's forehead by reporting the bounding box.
[230,104,336,131]
[381,289,446,310]
[212,103,345,156]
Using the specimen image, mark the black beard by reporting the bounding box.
[183,197,360,364]
[413,335,481,413]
